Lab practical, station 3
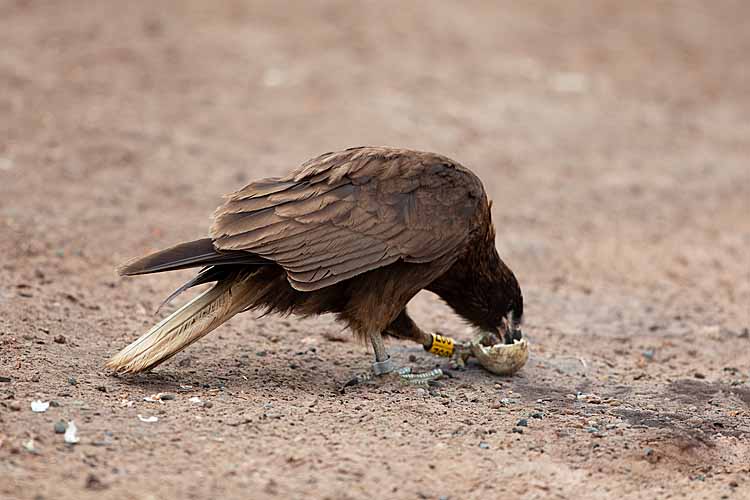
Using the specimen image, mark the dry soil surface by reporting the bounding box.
[1,1,749,499]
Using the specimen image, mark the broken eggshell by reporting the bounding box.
[470,338,529,375]
[64,420,80,444]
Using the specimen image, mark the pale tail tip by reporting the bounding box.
[105,355,145,374]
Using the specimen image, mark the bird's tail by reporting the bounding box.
[107,275,254,373]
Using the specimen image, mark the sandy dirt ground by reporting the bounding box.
[1,1,749,499]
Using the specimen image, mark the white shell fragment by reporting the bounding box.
[31,400,50,413]
[22,438,36,453]
[64,420,80,444]
[471,339,529,376]
[138,414,159,423]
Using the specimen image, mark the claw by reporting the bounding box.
[429,331,529,376]
[449,340,472,370]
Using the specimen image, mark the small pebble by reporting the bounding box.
[511,428,524,434]
[159,393,176,401]
[54,335,67,344]
[22,438,37,454]
[729,481,738,488]
[694,372,706,379]
[478,442,489,449]
[68,377,77,386]
[96,385,107,392]
[0,375,11,383]
[531,412,544,419]
[516,419,528,427]
[54,421,67,434]
[585,427,599,433]
[86,474,107,490]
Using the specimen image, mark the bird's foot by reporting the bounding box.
[342,359,444,390]
[449,343,471,370]
[396,366,444,385]
[428,331,528,375]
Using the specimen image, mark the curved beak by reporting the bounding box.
[499,314,523,345]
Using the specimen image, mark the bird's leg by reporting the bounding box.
[344,318,443,387]
[373,330,444,385]
[370,330,394,375]
[383,310,473,370]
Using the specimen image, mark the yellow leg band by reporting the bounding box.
[426,333,455,357]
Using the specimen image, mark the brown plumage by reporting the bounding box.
[108,147,523,375]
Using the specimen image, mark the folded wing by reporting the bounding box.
[210,147,484,291]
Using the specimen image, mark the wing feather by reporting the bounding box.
[283,240,387,273]
[210,147,485,291]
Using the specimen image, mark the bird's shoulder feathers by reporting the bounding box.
[210,147,488,291]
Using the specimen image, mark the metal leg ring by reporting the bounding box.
[371,356,395,375]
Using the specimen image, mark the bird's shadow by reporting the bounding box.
[108,357,360,396]
[107,341,544,395]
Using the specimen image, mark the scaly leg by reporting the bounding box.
[370,329,395,374]
[343,328,443,389]
[383,310,472,369]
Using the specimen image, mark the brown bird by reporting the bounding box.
[108,147,524,383]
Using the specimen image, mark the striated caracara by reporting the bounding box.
[108,147,524,383]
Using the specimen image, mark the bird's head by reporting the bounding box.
[477,309,523,347]
[499,310,523,345]
[483,260,524,345]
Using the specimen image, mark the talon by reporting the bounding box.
[449,340,471,370]
[341,371,373,391]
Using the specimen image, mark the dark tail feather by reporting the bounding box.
[156,266,233,314]
[118,238,269,276]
